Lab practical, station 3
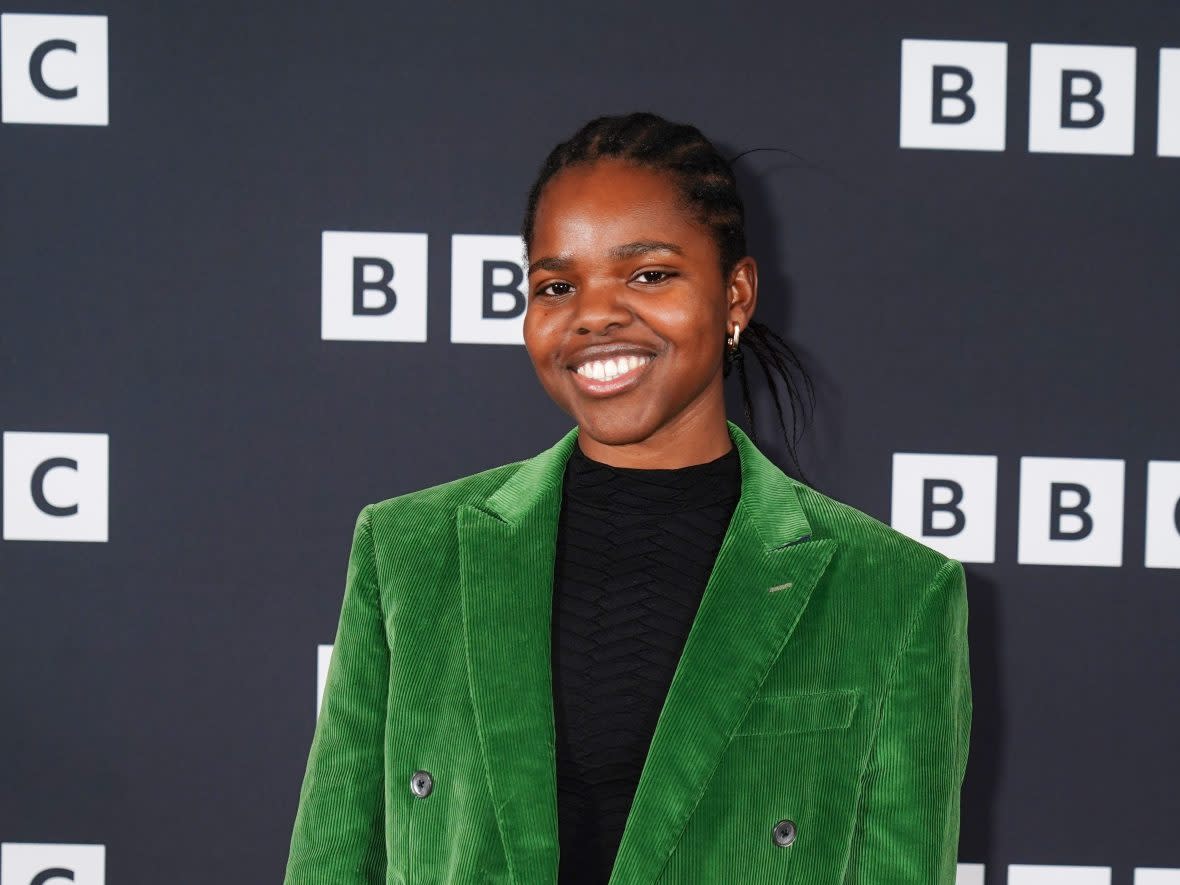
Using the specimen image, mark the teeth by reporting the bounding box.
[575,354,652,381]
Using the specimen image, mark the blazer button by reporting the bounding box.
[772,819,797,847]
[410,770,433,798]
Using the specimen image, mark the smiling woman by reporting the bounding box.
[522,157,744,468]
[520,117,814,479]
[284,112,972,885]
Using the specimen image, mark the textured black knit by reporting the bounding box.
[551,441,742,883]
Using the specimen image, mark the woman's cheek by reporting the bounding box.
[522,309,556,366]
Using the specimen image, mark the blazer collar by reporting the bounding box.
[482,420,814,549]
[457,421,837,885]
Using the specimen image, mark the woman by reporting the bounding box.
[284,113,972,885]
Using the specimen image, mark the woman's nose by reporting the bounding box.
[573,280,631,334]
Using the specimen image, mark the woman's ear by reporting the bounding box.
[727,256,758,329]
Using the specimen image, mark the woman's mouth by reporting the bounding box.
[569,354,655,397]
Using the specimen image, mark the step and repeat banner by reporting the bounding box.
[2,1,1178,883]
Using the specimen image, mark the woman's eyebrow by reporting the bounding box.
[528,255,572,274]
[608,240,684,260]
[528,241,684,275]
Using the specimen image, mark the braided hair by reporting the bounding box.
[521,111,817,486]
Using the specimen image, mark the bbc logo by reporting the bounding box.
[0,842,105,885]
[957,866,1180,885]
[900,39,1180,157]
[891,454,1180,568]
[2,431,109,542]
[321,231,528,346]
[317,643,332,716]
[0,13,108,126]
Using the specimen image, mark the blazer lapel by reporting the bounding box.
[607,423,839,885]
[457,421,839,885]
[457,427,578,885]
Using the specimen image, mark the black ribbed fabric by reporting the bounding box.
[552,442,742,883]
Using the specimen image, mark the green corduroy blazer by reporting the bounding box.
[284,421,972,884]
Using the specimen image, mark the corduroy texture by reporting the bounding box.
[283,421,972,885]
[552,443,742,881]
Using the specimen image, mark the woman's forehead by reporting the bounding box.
[538,159,679,209]
[531,161,712,253]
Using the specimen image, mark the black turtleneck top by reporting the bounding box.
[551,441,743,883]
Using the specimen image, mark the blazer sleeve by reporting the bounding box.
[842,557,972,884]
[284,505,389,884]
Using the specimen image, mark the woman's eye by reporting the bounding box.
[636,270,672,284]
[537,281,573,297]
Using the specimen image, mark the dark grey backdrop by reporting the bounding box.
[2,1,1178,882]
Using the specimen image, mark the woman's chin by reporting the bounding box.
[574,409,664,449]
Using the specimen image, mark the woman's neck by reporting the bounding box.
[575,407,734,469]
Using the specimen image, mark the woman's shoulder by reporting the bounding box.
[789,477,960,584]
[787,480,967,628]
[358,427,580,536]
[362,456,528,523]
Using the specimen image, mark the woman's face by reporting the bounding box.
[523,159,756,454]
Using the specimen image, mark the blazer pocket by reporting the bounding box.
[733,688,861,737]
